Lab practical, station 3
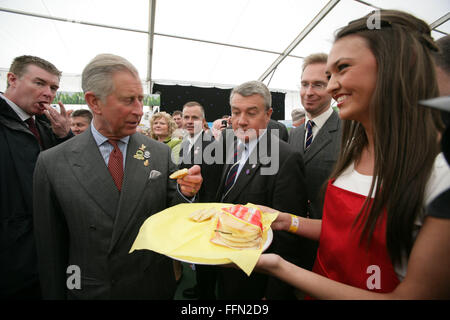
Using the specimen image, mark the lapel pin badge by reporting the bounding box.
[133,144,150,166]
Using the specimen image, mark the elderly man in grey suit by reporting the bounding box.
[33,54,203,300]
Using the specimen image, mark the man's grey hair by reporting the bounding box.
[230,81,272,111]
[82,53,140,102]
[291,108,305,122]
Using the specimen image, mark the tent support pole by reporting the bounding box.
[147,0,157,94]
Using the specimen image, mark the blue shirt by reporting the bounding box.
[90,124,130,169]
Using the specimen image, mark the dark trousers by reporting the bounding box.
[2,281,41,300]
[217,268,268,300]
[196,265,218,300]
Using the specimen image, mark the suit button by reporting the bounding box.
[89,225,96,230]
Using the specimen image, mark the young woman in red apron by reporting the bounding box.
[255,10,450,299]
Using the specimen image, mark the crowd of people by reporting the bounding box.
[0,9,449,300]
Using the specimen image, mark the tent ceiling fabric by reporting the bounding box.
[0,0,449,112]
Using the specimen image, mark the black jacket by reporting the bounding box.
[0,97,73,296]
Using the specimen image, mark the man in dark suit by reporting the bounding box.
[32,54,202,299]
[288,54,342,280]
[177,101,221,299]
[207,81,308,300]
[0,55,73,299]
[179,101,214,169]
[288,53,342,220]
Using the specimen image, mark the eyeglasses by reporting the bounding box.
[300,82,327,91]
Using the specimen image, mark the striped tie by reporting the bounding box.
[108,139,124,191]
[305,120,315,150]
[223,142,245,197]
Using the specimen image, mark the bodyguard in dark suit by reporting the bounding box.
[32,54,203,299]
[178,101,226,299]
[207,81,308,300]
[0,56,73,299]
[288,54,342,278]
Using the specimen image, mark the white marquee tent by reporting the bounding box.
[1,0,449,119]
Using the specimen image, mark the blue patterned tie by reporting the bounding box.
[223,142,245,196]
[305,120,315,150]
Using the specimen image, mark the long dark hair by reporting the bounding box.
[329,10,444,266]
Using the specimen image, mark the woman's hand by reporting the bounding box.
[257,205,292,232]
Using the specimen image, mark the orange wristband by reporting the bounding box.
[288,214,300,233]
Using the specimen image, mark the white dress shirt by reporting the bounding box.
[304,107,334,148]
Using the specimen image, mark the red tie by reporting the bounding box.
[108,140,124,191]
[25,117,42,147]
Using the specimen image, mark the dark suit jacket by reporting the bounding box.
[33,129,184,299]
[288,110,342,219]
[0,97,72,297]
[178,130,221,202]
[206,130,308,299]
[267,119,289,142]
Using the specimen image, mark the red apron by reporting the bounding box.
[311,180,400,294]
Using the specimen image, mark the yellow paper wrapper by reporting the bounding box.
[130,202,278,276]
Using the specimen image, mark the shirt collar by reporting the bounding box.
[0,93,34,122]
[90,123,130,147]
[188,130,203,146]
[305,107,333,130]
[236,128,267,155]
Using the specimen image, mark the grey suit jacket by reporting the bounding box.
[288,110,342,219]
[33,129,183,299]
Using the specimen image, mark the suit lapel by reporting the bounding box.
[303,127,332,164]
[224,158,262,202]
[297,127,306,157]
[216,136,239,200]
[109,134,152,252]
[67,130,119,220]
[303,111,340,164]
[221,136,269,202]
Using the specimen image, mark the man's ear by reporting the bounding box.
[6,72,17,88]
[267,108,273,119]
[85,92,101,115]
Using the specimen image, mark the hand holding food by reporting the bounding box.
[169,168,189,179]
[172,165,203,197]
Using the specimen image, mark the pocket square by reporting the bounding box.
[148,170,162,180]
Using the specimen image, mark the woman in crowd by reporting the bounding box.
[255,10,450,299]
[149,111,182,165]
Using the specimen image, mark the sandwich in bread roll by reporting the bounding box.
[211,205,263,250]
